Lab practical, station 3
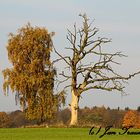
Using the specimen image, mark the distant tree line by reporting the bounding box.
[0,106,140,128]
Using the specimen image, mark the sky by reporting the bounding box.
[0,0,140,111]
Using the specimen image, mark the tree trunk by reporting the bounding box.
[70,90,79,126]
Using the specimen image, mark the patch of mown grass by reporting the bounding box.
[0,128,140,140]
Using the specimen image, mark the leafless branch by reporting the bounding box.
[52,56,71,64]
[53,46,71,66]
[84,85,125,92]
[87,71,140,84]
[53,13,140,97]
[59,71,72,79]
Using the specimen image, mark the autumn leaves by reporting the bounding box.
[123,110,140,128]
[3,24,57,123]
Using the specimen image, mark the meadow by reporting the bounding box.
[0,128,140,140]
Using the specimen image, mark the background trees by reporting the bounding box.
[1,107,140,128]
[122,110,140,128]
[3,24,57,123]
[0,112,12,128]
[9,110,29,127]
[54,14,140,125]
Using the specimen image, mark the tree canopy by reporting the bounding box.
[3,24,57,122]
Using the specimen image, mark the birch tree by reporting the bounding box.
[3,24,57,123]
[53,14,140,125]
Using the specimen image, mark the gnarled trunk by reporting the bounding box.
[70,90,79,125]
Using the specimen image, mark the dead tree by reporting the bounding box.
[53,14,140,125]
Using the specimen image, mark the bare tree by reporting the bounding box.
[53,14,140,125]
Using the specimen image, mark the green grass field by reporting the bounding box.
[0,128,140,140]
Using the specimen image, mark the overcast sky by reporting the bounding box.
[0,0,140,111]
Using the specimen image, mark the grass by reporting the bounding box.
[0,128,140,140]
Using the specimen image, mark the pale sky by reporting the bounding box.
[0,0,140,111]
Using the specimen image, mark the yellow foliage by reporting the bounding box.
[122,110,140,128]
[3,23,57,122]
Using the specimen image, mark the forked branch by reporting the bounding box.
[53,13,140,95]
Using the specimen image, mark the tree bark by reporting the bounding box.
[70,90,79,126]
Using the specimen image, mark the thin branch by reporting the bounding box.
[52,56,71,64]
[83,85,125,92]
[56,77,71,90]
[53,46,71,66]
[59,71,72,79]
[64,85,71,90]
[87,27,99,39]
[87,71,140,84]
